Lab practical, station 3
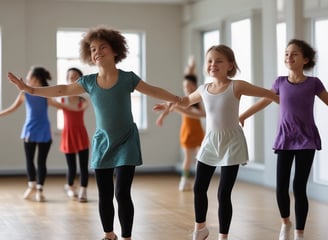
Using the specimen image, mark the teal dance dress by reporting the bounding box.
[78,70,142,169]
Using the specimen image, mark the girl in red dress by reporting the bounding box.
[61,68,90,202]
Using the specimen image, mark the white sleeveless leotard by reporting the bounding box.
[196,81,249,166]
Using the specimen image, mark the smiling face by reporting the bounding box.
[90,39,116,67]
[205,49,233,79]
[284,43,309,71]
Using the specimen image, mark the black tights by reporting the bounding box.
[24,140,52,185]
[65,149,89,187]
[194,161,239,234]
[95,166,135,238]
[276,149,315,230]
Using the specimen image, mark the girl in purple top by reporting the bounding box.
[240,39,328,240]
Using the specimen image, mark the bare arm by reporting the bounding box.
[135,80,181,103]
[155,101,205,127]
[234,80,278,127]
[47,98,79,111]
[48,96,90,112]
[8,72,85,97]
[155,103,170,127]
[234,80,279,103]
[239,98,272,126]
[318,90,328,105]
[173,104,206,119]
[0,92,24,117]
[177,90,202,108]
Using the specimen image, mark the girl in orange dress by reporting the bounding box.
[61,68,90,202]
[156,57,205,191]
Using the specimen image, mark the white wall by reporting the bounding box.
[0,0,183,173]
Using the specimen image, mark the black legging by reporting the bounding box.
[65,148,89,187]
[276,149,315,230]
[24,140,52,186]
[194,161,239,234]
[95,166,135,238]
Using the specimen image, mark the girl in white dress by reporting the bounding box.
[155,45,279,240]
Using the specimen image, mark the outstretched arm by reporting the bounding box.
[239,98,272,126]
[0,92,24,117]
[318,90,328,105]
[8,72,85,97]
[177,90,202,108]
[48,96,89,112]
[154,100,205,127]
[47,98,80,111]
[235,80,278,127]
[155,103,170,127]
[136,80,181,103]
[235,80,278,103]
[173,104,206,119]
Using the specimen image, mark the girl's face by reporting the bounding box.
[284,44,308,71]
[183,80,196,95]
[67,70,81,84]
[205,50,233,79]
[26,71,40,87]
[90,39,116,66]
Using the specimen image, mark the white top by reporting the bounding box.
[196,81,249,166]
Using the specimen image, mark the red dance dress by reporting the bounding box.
[60,97,89,154]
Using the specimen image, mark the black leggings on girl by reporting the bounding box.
[194,161,239,234]
[65,148,89,187]
[276,149,315,230]
[24,140,52,185]
[95,166,135,238]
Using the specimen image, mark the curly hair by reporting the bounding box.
[287,39,316,70]
[206,45,240,77]
[80,26,128,65]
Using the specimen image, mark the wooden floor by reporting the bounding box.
[0,174,327,240]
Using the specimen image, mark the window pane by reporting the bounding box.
[202,30,220,83]
[231,19,255,161]
[314,19,328,184]
[277,22,287,76]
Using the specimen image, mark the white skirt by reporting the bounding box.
[196,126,249,167]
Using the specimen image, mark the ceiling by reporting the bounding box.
[60,0,203,5]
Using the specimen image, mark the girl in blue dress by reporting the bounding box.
[0,66,69,202]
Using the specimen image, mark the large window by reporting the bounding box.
[276,22,287,76]
[56,30,146,129]
[202,30,220,83]
[314,19,328,185]
[231,18,255,161]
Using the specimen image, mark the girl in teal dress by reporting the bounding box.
[8,26,181,240]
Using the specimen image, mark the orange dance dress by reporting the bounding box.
[60,97,89,154]
[180,115,204,149]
